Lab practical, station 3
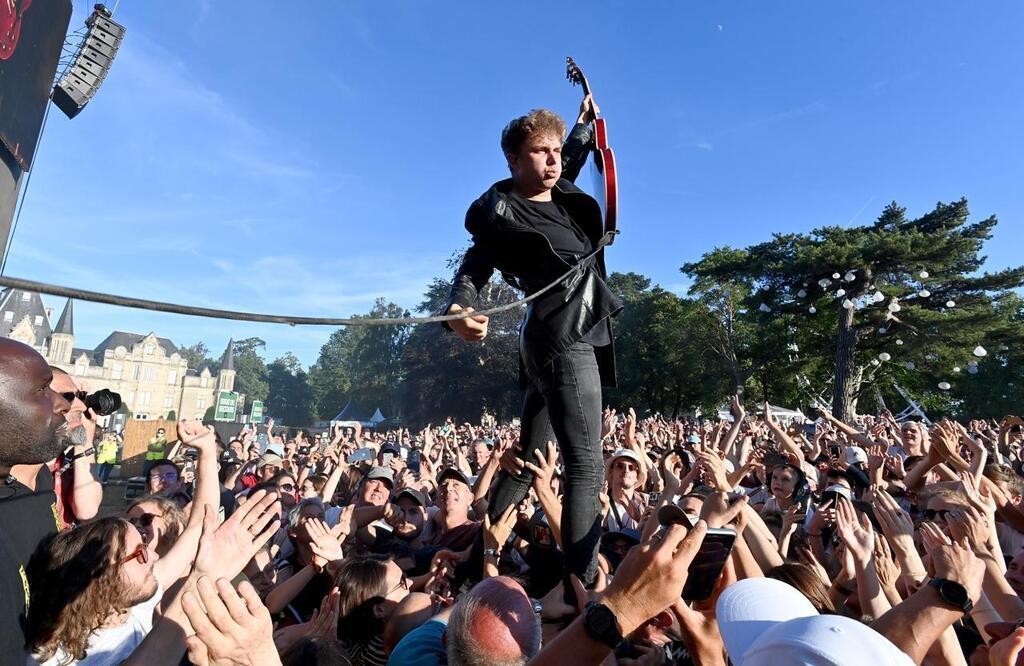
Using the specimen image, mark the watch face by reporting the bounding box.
[942,580,968,606]
[587,604,615,634]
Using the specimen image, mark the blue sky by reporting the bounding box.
[9,1,1023,366]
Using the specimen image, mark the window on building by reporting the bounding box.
[197,397,206,410]
[133,365,141,380]
[73,364,85,376]
[200,376,208,388]
[144,344,155,355]
[20,292,29,302]
[164,395,174,408]
[143,367,157,382]
[34,315,42,326]
[136,414,148,420]
[111,362,123,380]
[3,311,12,323]
[167,370,177,385]
[126,391,135,404]
[139,392,151,406]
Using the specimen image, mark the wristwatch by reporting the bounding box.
[582,602,623,649]
[928,578,973,613]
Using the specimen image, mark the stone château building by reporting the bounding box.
[0,289,240,420]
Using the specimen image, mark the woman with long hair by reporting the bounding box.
[334,557,411,666]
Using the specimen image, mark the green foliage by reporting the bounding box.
[266,353,314,426]
[166,410,176,420]
[179,341,216,372]
[232,337,268,409]
[683,199,1024,418]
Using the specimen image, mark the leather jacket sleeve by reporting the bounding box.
[561,123,594,184]
[441,235,495,331]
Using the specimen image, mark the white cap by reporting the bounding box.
[844,446,868,465]
[608,449,642,466]
[716,578,913,666]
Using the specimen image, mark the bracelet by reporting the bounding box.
[72,447,96,461]
[483,548,500,560]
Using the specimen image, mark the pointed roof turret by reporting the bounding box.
[53,299,74,335]
[221,339,235,372]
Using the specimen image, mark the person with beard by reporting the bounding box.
[604,449,648,532]
[0,339,71,664]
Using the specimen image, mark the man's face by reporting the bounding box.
[148,463,180,494]
[119,525,159,606]
[472,443,490,467]
[243,548,278,596]
[290,504,326,543]
[49,372,86,430]
[901,425,923,449]
[360,478,391,507]
[508,132,561,194]
[259,464,279,481]
[610,457,638,491]
[155,429,166,440]
[438,478,471,515]
[393,496,425,540]
[0,341,71,466]
[1006,551,1024,597]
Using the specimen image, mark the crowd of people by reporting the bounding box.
[3,336,1024,664]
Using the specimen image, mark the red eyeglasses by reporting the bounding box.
[122,543,149,566]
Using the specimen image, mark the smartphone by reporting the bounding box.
[827,444,841,458]
[408,449,422,474]
[648,492,662,505]
[382,452,395,467]
[681,528,737,601]
[347,448,375,464]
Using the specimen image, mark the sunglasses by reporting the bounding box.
[278,483,296,493]
[57,390,88,403]
[130,512,156,528]
[122,542,149,566]
[922,508,951,521]
[387,574,410,596]
[613,461,638,472]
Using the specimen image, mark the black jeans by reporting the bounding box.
[489,341,604,584]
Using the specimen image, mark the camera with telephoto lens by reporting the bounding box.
[84,389,121,416]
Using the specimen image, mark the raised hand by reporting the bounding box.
[835,498,874,567]
[183,577,280,666]
[697,451,730,491]
[195,491,281,580]
[523,441,559,492]
[729,394,745,420]
[306,518,344,569]
[178,419,217,452]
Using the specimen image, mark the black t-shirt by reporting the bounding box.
[0,470,59,663]
[506,192,611,346]
[506,192,591,261]
[0,469,59,565]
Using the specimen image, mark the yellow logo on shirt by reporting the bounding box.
[19,565,29,609]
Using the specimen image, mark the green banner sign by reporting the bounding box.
[214,390,238,422]
[250,400,264,425]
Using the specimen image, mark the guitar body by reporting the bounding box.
[566,57,618,244]
[591,118,618,243]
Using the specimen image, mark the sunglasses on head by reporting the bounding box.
[130,512,156,528]
[122,542,149,566]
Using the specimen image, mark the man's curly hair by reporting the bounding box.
[500,109,566,157]
[24,517,136,664]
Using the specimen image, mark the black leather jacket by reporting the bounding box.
[443,124,622,386]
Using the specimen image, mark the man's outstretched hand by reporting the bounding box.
[447,304,489,342]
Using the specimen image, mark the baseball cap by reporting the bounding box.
[686,434,701,445]
[381,442,401,456]
[716,578,913,665]
[844,446,868,465]
[600,528,641,548]
[821,484,853,502]
[607,449,642,466]
[395,487,426,507]
[258,452,283,468]
[437,467,471,487]
[364,466,395,488]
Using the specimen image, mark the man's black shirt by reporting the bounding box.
[506,191,611,347]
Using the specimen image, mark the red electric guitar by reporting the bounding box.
[566,56,618,244]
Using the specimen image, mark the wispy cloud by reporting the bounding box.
[716,99,827,138]
[695,141,714,152]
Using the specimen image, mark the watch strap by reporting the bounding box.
[928,578,973,613]
[583,601,623,648]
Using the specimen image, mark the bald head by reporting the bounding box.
[447,576,540,665]
[0,338,70,473]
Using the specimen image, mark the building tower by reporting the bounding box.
[217,339,235,392]
[48,299,75,365]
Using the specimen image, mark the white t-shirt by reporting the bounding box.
[29,585,162,665]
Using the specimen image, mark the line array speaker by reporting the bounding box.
[51,5,126,119]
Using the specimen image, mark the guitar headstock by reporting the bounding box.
[566,56,592,96]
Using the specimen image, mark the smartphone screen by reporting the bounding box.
[382,452,395,467]
[347,448,375,464]
[408,450,422,474]
[681,528,736,602]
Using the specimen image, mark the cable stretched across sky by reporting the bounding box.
[0,232,614,327]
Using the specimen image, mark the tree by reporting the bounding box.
[267,353,314,426]
[683,199,1024,419]
[179,341,215,371]
[400,275,521,426]
[232,337,269,410]
[203,405,215,424]
[166,410,176,420]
